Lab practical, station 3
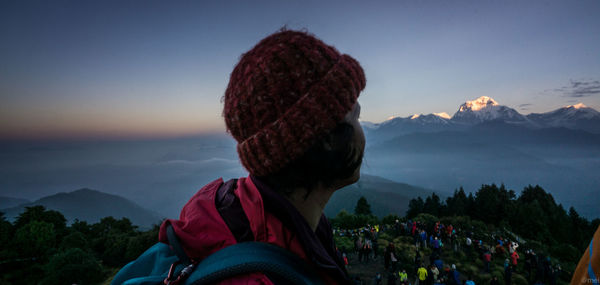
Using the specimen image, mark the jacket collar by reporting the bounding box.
[249,176,349,283]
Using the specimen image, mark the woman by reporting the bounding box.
[158,29,366,284]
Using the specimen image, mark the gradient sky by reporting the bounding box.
[1,0,599,140]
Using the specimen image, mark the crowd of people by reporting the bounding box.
[334,219,567,285]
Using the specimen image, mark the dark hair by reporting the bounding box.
[258,122,363,197]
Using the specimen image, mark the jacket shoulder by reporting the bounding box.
[159,178,238,260]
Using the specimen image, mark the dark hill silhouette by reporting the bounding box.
[326,174,437,217]
[1,188,163,228]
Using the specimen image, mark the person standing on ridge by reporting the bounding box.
[157,29,367,284]
[417,263,428,285]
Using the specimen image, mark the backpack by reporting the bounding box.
[111,224,323,285]
[111,179,324,285]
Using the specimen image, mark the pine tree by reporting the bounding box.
[354,196,372,216]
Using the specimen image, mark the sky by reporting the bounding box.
[1,0,599,140]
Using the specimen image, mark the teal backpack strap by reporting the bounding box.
[110,242,178,285]
[162,223,324,285]
[166,222,191,266]
[183,241,324,285]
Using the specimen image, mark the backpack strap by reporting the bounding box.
[163,225,324,285]
[166,222,191,266]
[215,179,254,242]
[185,241,324,285]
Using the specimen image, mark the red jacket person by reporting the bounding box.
[158,29,366,284]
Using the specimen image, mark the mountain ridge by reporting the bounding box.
[325,174,439,218]
[1,188,164,228]
[362,96,599,135]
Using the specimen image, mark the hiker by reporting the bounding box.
[385,242,398,271]
[414,250,422,276]
[399,269,409,285]
[422,230,429,248]
[495,241,505,256]
[430,264,440,283]
[356,235,364,261]
[373,235,379,259]
[510,250,519,272]
[448,264,461,285]
[432,236,441,256]
[504,262,513,285]
[465,236,472,255]
[362,236,373,263]
[417,263,428,285]
[375,272,382,285]
[483,250,492,273]
[465,276,475,285]
[343,252,349,270]
[433,255,444,271]
[524,249,532,279]
[154,29,366,284]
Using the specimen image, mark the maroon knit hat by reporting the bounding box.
[223,30,366,177]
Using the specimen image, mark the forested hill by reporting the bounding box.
[326,174,435,218]
[329,184,598,285]
[1,188,163,229]
[404,184,599,255]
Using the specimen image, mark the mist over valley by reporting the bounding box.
[1,97,599,223]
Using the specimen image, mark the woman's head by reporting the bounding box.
[223,29,366,194]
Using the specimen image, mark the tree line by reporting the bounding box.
[1,184,596,284]
[0,206,158,284]
[406,184,598,267]
[329,184,598,276]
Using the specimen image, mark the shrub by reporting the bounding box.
[334,236,354,253]
[378,232,393,242]
[413,213,438,228]
[512,273,528,285]
[41,248,104,285]
[550,243,580,263]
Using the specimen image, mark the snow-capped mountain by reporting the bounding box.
[366,112,452,128]
[451,96,531,125]
[527,103,600,133]
[362,96,600,144]
[360,121,380,130]
[383,113,451,127]
[362,113,456,143]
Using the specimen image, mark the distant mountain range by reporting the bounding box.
[1,189,164,229]
[363,96,600,142]
[359,96,600,218]
[0,177,433,225]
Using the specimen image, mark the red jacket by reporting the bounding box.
[158,177,348,284]
[511,251,519,265]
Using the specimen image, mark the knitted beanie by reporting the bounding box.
[223,30,366,177]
